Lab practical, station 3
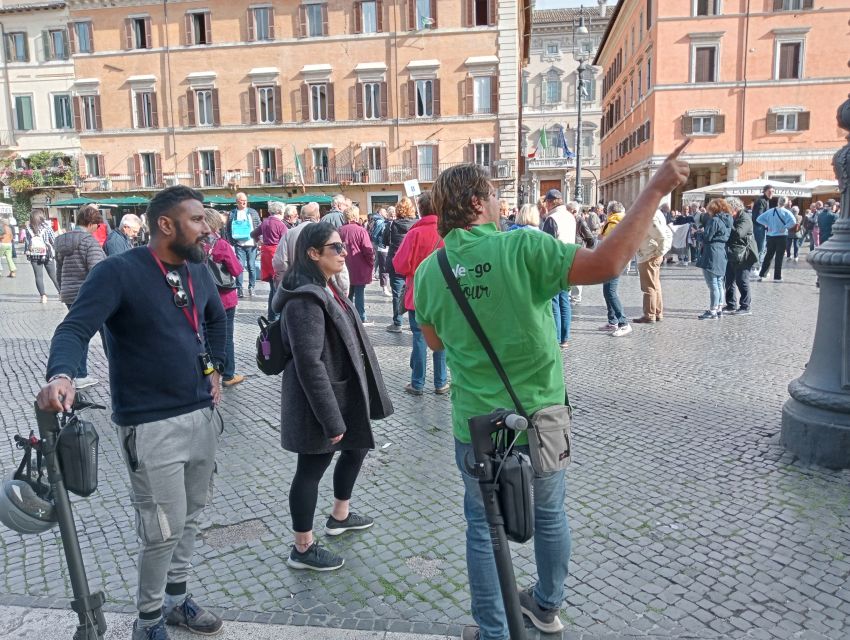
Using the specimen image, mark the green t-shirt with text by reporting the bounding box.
[414,223,579,443]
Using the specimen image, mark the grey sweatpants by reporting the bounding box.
[117,406,222,614]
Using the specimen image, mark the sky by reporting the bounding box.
[534,0,596,8]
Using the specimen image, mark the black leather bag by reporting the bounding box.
[56,417,99,497]
[256,316,290,375]
[206,240,237,290]
[495,448,535,543]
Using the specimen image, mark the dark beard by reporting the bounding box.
[173,222,207,263]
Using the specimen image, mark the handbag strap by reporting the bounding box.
[436,249,528,418]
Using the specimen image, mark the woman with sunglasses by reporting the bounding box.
[271,222,393,571]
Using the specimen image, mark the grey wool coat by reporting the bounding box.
[271,282,393,454]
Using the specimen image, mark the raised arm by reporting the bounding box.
[568,139,692,286]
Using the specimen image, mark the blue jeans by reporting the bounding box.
[702,270,724,310]
[390,273,405,326]
[551,291,571,343]
[455,440,571,640]
[408,310,447,390]
[602,277,627,326]
[753,224,766,267]
[785,237,800,258]
[224,306,236,379]
[234,245,257,292]
[349,284,367,322]
[267,281,278,322]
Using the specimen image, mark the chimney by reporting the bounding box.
[597,0,608,17]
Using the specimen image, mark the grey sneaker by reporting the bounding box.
[164,594,223,635]
[386,324,403,333]
[404,383,424,396]
[460,625,480,640]
[518,587,564,633]
[287,542,344,571]
[132,618,170,640]
[325,512,374,536]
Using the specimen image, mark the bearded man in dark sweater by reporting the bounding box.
[37,185,227,640]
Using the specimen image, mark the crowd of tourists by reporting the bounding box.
[8,138,838,640]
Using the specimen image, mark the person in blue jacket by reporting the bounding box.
[696,198,733,319]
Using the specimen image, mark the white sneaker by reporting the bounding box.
[74,376,99,389]
[382,287,392,297]
[610,325,632,337]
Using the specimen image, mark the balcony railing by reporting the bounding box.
[80,160,516,192]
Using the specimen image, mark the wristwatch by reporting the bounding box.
[212,361,225,374]
[48,373,75,386]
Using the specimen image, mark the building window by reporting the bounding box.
[13,95,34,130]
[417,145,436,181]
[415,0,433,29]
[647,57,652,89]
[73,22,93,53]
[637,68,643,99]
[544,72,561,104]
[774,0,812,10]
[313,148,330,183]
[768,110,810,133]
[363,82,381,119]
[53,94,72,129]
[776,41,802,79]
[472,0,493,25]
[307,4,325,37]
[473,76,493,114]
[415,79,433,117]
[360,1,378,33]
[199,150,217,186]
[629,77,635,107]
[582,132,594,156]
[4,32,28,62]
[84,154,101,177]
[365,146,383,170]
[260,148,277,183]
[196,90,214,126]
[546,43,558,56]
[639,12,644,40]
[253,7,274,40]
[521,75,528,105]
[80,95,100,130]
[188,12,211,45]
[473,143,491,167]
[693,45,718,83]
[310,83,328,121]
[140,152,157,187]
[129,18,150,49]
[683,114,725,135]
[136,91,156,128]
[693,116,714,134]
[695,0,720,16]
[44,29,69,60]
[257,86,276,124]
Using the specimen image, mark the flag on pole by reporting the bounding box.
[557,126,575,160]
[293,145,306,192]
[539,127,549,151]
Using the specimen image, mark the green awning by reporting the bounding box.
[282,194,334,205]
[51,197,100,207]
[99,196,150,206]
[203,195,235,206]
[247,194,288,206]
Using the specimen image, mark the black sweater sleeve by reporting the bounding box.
[46,260,121,380]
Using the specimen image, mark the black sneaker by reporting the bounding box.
[132,618,170,640]
[518,587,564,633]
[287,542,344,571]
[164,594,223,636]
[735,308,752,316]
[325,512,374,536]
[386,324,403,333]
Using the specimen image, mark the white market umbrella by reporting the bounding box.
[797,179,839,196]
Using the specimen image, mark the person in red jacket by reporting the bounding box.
[338,206,375,324]
[205,208,245,386]
[392,192,448,396]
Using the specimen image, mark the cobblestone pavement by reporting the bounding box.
[1,248,849,640]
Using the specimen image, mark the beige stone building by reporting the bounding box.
[520,2,610,205]
[66,0,531,211]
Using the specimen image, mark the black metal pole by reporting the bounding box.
[35,404,106,640]
[469,412,527,640]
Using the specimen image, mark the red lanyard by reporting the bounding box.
[148,248,202,343]
[329,285,347,310]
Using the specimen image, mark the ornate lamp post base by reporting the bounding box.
[780,95,850,469]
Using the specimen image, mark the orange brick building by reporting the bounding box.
[67,0,531,211]
[594,0,850,208]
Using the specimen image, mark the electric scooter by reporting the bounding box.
[468,409,531,640]
[34,393,108,640]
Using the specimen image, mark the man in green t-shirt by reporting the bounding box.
[413,140,692,640]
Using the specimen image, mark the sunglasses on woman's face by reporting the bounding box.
[323,242,347,255]
[166,270,188,308]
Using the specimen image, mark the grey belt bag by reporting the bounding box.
[437,250,573,473]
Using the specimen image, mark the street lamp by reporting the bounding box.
[573,7,590,204]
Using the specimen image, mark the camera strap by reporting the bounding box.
[436,249,528,419]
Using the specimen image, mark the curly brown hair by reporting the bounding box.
[432,164,491,237]
[396,197,416,219]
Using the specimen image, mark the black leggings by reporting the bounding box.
[289,448,369,533]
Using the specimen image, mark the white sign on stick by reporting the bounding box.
[404,179,421,198]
